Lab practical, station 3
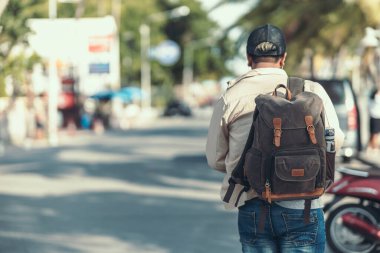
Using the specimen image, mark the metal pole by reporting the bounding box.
[182,37,214,101]
[48,0,59,145]
[182,44,194,101]
[49,0,57,18]
[112,0,121,27]
[140,23,151,110]
[139,6,190,110]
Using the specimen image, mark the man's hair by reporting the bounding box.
[249,42,282,63]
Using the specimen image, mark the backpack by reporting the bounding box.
[223,77,336,212]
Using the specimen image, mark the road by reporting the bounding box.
[0,110,375,253]
[0,112,241,253]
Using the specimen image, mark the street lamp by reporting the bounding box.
[139,5,190,110]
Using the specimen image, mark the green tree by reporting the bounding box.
[0,0,234,102]
[225,0,375,77]
[0,0,46,96]
[160,0,233,83]
[119,0,233,96]
[56,0,99,18]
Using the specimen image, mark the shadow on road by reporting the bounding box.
[0,122,240,253]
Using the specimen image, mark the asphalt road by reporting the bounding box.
[0,111,374,253]
[0,114,241,253]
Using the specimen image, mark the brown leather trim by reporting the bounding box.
[272,84,292,100]
[292,169,305,177]
[273,118,282,147]
[262,187,324,201]
[305,115,317,144]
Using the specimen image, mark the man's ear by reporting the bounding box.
[279,53,287,67]
[247,54,253,67]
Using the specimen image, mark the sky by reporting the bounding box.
[197,0,256,76]
[197,0,254,29]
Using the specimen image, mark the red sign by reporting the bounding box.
[88,35,112,53]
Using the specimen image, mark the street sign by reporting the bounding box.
[150,40,181,66]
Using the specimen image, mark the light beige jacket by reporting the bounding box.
[206,68,345,209]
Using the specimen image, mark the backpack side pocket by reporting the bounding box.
[244,148,265,194]
[325,151,336,188]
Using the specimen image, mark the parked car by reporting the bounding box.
[163,99,192,117]
[313,79,362,162]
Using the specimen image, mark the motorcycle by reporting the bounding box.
[324,164,380,253]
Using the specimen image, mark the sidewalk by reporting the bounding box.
[0,107,163,153]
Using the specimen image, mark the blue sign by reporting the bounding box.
[89,63,110,74]
[150,40,181,66]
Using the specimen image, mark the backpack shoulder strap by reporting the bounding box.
[287,77,305,96]
[223,110,258,205]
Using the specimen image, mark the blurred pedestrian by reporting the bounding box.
[368,87,380,152]
[206,24,344,253]
[34,92,48,139]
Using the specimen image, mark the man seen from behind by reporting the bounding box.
[206,24,345,253]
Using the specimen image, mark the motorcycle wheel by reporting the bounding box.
[326,203,379,253]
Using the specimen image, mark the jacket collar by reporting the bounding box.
[227,68,288,89]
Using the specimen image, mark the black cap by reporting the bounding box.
[246,24,286,57]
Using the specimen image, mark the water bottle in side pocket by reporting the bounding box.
[325,128,335,153]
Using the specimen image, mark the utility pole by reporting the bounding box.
[139,6,190,110]
[182,37,215,102]
[75,0,85,18]
[47,0,59,145]
[112,0,121,27]
[139,24,151,110]
[47,0,82,145]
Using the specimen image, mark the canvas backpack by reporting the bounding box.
[223,77,336,213]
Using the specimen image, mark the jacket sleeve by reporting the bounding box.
[308,81,345,152]
[206,97,229,173]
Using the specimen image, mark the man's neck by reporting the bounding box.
[252,62,281,69]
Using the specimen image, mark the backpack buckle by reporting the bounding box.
[273,118,282,147]
[305,116,317,144]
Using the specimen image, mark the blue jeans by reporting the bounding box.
[238,198,326,253]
